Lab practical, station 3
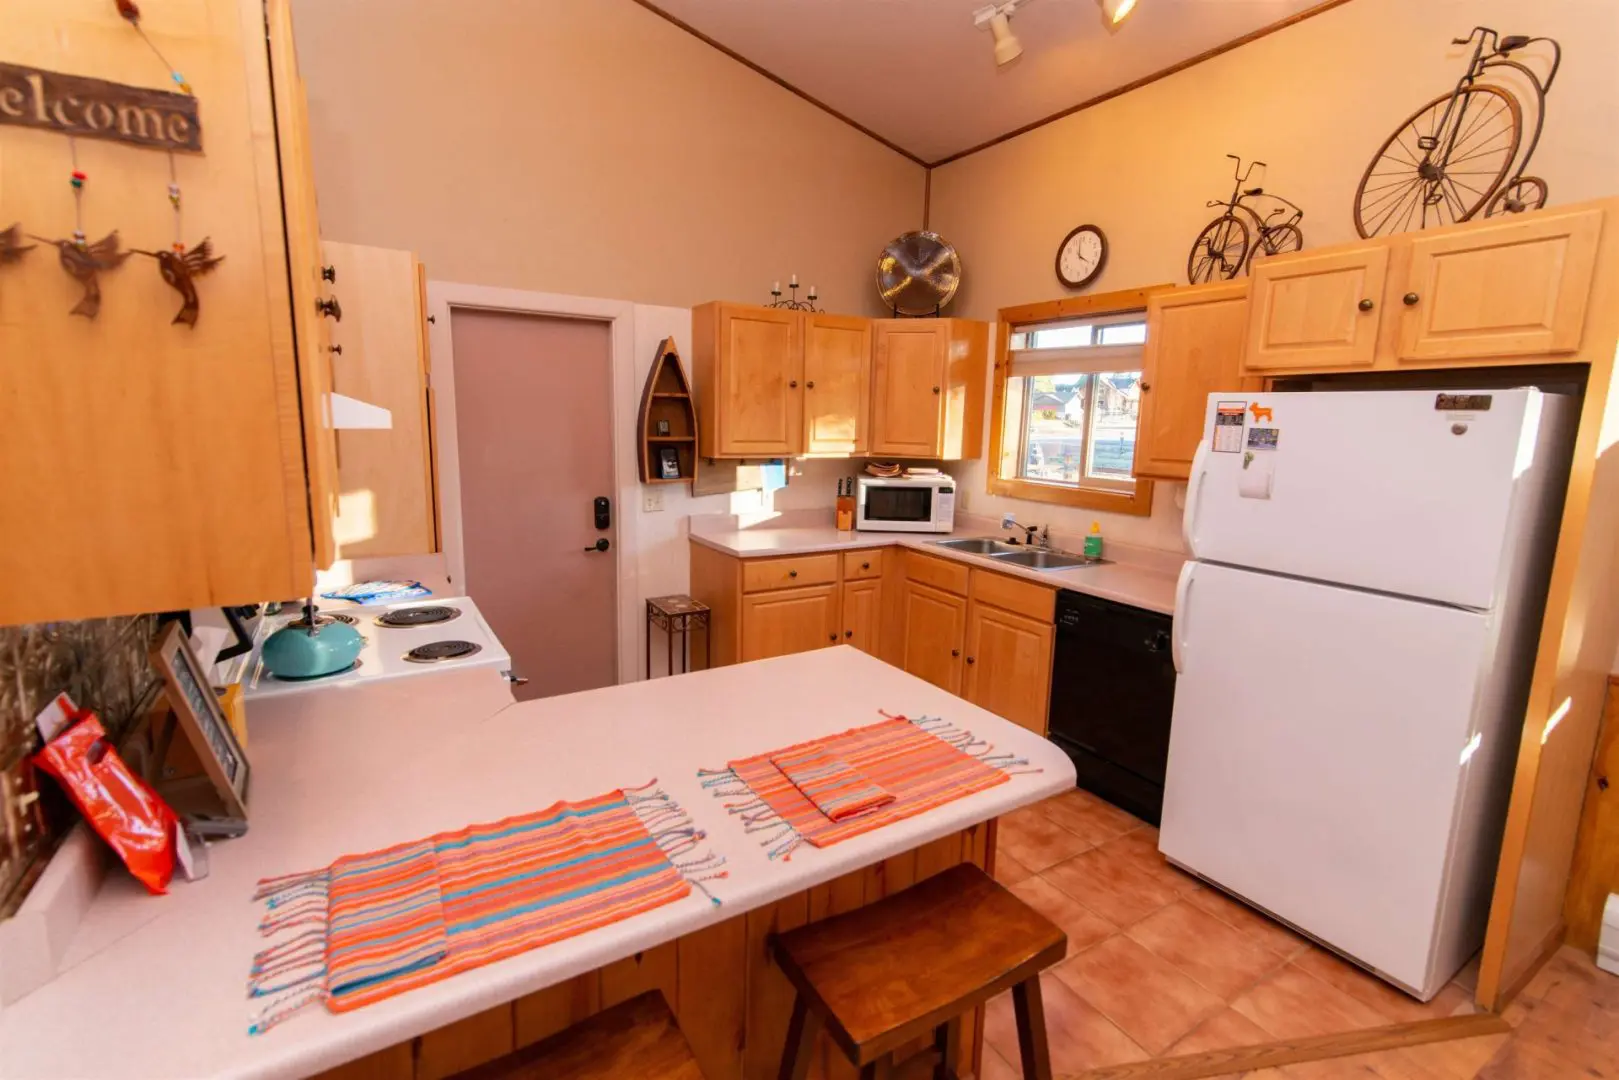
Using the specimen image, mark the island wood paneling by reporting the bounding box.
[309,824,991,1080]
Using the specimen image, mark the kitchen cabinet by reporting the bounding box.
[1243,246,1389,372]
[870,319,988,459]
[802,314,872,455]
[899,581,968,694]
[0,0,334,625]
[841,578,883,656]
[740,586,840,662]
[963,604,1054,735]
[693,303,802,457]
[323,242,440,558]
[1395,207,1603,362]
[1134,281,1252,481]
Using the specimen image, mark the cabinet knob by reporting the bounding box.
[328,344,342,356]
[1403,292,1420,306]
[789,380,799,389]
[1139,381,1152,391]
[966,656,976,665]
[806,381,816,389]
[321,265,336,283]
[316,296,343,321]
[951,648,960,657]
[829,633,838,642]
[861,561,870,570]
[845,630,853,638]
[932,385,942,394]
[788,569,798,578]
[1358,298,1375,312]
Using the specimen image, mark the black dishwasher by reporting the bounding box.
[1048,590,1177,825]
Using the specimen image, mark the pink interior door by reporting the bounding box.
[450,310,617,700]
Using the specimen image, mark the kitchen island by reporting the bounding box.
[0,647,1072,1080]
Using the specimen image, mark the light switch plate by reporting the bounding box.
[643,490,664,513]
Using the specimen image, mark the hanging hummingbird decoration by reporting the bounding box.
[29,230,131,319]
[131,240,224,327]
[0,224,35,267]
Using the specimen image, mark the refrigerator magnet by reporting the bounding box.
[1213,401,1246,452]
[1247,427,1279,452]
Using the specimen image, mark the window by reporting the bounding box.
[988,290,1160,516]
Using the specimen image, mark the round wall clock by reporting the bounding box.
[1056,224,1108,289]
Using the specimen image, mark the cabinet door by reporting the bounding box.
[1396,208,1603,362]
[803,314,872,455]
[1243,246,1389,372]
[963,603,1055,735]
[324,243,439,558]
[1135,282,1250,481]
[741,585,840,662]
[900,581,968,694]
[714,305,802,456]
[841,578,883,656]
[871,323,945,457]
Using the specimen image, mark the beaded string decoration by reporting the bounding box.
[115,0,193,94]
[132,155,224,327]
[28,144,130,320]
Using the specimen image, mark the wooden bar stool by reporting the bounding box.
[772,863,1067,1080]
[446,991,706,1080]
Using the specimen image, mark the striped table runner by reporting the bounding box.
[701,712,1035,860]
[247,783,723,1034]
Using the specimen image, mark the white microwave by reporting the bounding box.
[856,474,956,533]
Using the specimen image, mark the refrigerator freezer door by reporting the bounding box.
[1160,562,1491,995]
[1185,389,1541,609]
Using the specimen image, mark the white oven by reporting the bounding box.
[855,474,956,533]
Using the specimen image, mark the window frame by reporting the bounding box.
[988,286,1174,516]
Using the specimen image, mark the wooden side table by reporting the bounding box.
[646,595,711,679]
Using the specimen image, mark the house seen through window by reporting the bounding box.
[999,313,1147,493]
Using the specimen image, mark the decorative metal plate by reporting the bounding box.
[876,231,962,315]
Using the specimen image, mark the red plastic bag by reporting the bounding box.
[33,709,178,895]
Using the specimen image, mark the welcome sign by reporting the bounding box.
[0,62,202,152]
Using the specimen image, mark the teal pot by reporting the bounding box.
[261,614,365,680]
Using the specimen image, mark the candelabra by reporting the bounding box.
[767,275,819,312]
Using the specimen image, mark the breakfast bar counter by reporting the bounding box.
[0,648,1072,1080]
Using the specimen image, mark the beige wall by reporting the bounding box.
[931,0,1619,550]
[290,0,923,316]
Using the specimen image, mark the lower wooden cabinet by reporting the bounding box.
[740,585,840,662]
[899,580,969,694]
[841,578,883,656]
[963,603,1056,734]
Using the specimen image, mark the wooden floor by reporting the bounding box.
[979,789,1619,1079]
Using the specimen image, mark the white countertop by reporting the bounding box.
[689,519,1182,615]
[0,649,1073,1080]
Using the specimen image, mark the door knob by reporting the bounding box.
[584,538,611,553]
[1403,292,1420,306]
[316,296,343,321]
[1357,298,1375,312]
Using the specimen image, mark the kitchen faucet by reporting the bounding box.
[1001,514,1049,548]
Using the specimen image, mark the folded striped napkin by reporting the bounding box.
[770,746,896,823]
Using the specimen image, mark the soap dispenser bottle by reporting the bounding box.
[1083,521,1105,559]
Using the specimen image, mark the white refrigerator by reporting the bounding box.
[1160,388,1577,1001]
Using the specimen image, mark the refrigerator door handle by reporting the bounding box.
[1183,441,1211,554]
[1172,561,1197,674]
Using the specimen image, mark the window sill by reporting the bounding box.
[985,474,1155,516]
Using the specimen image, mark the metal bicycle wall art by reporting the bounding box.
[1354,26,1561,238]
[1186,155,1305,284]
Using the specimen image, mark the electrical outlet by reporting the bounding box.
[643,489,664,513]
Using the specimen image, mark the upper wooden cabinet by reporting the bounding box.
[802,314,872,455]
[1394,208,1603,362]
[1244,246,1389,372]
[870,320,988,459]
[0,0,329,625]
[1134,281,1251,481]
[693,303,802,457]
[323,242,440,559]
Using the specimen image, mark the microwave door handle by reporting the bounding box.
[1172,561,1196,675]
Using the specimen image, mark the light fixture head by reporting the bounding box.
[974,1,1027,66]
[1098,0,1139,29]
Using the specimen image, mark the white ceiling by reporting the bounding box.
[646,0,1335,163]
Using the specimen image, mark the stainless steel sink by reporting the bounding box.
[931,537,1022,555]
[990,549,1110,571]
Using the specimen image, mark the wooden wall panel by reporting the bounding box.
[599,940,679,1010]
[512,972,600,1049]
[1565,678,1619,950]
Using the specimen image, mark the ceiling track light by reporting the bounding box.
[973,1,1029,67]
[1098,0,1139,30]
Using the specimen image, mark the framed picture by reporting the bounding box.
[658,446,682,480]
[150,622,249,819]
[655,419,671,436]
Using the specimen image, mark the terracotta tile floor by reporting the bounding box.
[982,787,1484,1075]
